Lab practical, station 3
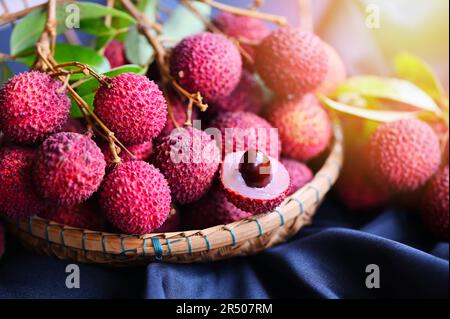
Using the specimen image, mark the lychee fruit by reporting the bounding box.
[94,73,167,144]
[265,94,332,161]
[153,206,181,233]
[0,71,71,144]
[369,119,441,192]
[34,132,106,205]
[0,222,4,259]
[316,42,347,95]
[183,184,252,230]
[157,93,198,142]
[0,147,43,219]
[221,150,290,214]
[39,200,108,231]
[104,40,127,69]
[153,127,221,204]
[212,70,264,115]
[213,12,270,70]
[255,27,328,97]
[170,32,242,102]
[99,161,171,234]
[102,141,153,165]
[444,139,449,165]
[280,158,313,196]
[209,111,281,159]
[420,166,449,240]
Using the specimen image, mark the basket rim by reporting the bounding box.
[6,120,344,261]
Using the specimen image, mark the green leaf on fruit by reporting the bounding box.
[320,95,420,123]
[336,76,442,116]
[0,62,14,85]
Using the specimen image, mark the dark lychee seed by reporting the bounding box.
[239,150,272,188]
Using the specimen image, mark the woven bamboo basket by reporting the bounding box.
[4,121,343,266]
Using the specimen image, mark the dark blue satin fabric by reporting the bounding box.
[0,202,448,299]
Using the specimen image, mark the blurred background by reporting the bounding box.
[1,0,449,89]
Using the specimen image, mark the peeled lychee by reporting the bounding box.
[209,111,281,159]
[0,222,4,259]
[316,43,347,95]
[0,147,43,218]
[34,132,106,205]
[265,94,332,161]
[94,73,167,144]
[0,71,70,144]
[420,166,449,240]
[170,32,242,102]
[213,12,270,70]
[153,127,220,204]
[255,27,328,96]
[369,119,441,192]
[280,158,313,196]
[221,150,290,214]
[104,40,127,69]
[183,184,252,229]
[102,141,153,165]
[99,161,171,234]
[153,206,181,233]
[39,200,108,231]
[213,70,264,114]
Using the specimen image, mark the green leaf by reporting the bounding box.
[69,2,135,23]
[393,52,445,102]
[320,95,420,123]
[79,19,117,37]
[163,2,211,45]
[70,93,94,118]
[10,9,46,56]
[336,76,442,116]
[124,0,158,66]
[0,62,14,85]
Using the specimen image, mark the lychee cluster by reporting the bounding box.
[104,40,127,69]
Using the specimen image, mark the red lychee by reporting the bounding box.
[0,71,70,144]
[420,166,449,240]
[213,70,264,115]
[255,27,328,97]
[39,200,108,231]
[99,161,171,234]
[34,132,106,205]
[104,40,127,69]
[0,147,43,219]
[0,222,4,259]
[369,119,441,192]
[209,111,281,159]
[265,94,332,161]
[221,150,290,214]
[153,127,221,204]
[213,12,270,70]
[183,184,252,230]
[94,73,167,144]
[170,32,242,102]
[316,42,347,96]
[280,158,313,196]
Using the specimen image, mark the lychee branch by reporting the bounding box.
[196,0,287,26]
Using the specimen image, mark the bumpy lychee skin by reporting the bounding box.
[153,127,221,204]
[99,161,171,234]
[34,132,106,205]
[170,32,242,102]
[0,221,4,259]
[183,184,252,230]
[39,200,108,231]
[213,70,264,114]
[209,111,281,159]
[0,71,70,144]
[102,141,153,165]
[153,206,181,233]
[280,158,313,196]
[213,12,270,70]
[255,27,328,97]
[266,95,332,161]
[221,151,290,214]
[94,73,167,144]
[316,43,347,95]
[0,147,43,218]
[420,166,449,240]
[369,119,441,192]
[104,40,126,69]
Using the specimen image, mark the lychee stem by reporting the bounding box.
[197,0,287,26]
[52,62,110,87]
[184,99,194,127]
[249,0,264,11]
